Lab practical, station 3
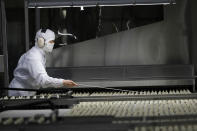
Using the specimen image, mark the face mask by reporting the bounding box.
[43,42,54,53]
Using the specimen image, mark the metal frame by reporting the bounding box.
[1,0,9,90]
[27,0,176,8]
[35,8,40,31]
[24,0,30,51]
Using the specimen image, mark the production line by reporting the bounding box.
[1,0,197,130]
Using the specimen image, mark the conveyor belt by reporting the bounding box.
[75,93,197,102]
[1,91,197,110]
[1,89,197,130]
[69,99,197,117]
[1,97,197,130]
[1,89,193,101]
[73,89,191,96]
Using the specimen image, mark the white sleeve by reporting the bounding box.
[27,59,64,88]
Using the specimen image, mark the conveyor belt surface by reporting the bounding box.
[73,89,191,96]
[69,99,197,117]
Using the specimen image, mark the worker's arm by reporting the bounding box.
[27,59,77,88]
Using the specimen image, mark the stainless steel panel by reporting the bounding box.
[47,66,124,81]
[46,65,194,87]
[47,45,74,67]
[47,22,189,67]
[73,38,106,66]
[47,37,106,67]
[125,65,194,79]
[46,0,188,67]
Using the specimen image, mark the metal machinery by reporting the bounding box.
[2,0,197,131]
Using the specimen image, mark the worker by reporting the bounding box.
[9,29,77,96]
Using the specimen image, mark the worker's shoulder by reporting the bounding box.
[25,47,43,61]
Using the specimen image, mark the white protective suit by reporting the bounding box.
[9,29,64,96]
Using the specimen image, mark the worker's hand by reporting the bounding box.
[63,80,78,87]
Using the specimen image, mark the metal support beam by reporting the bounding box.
[27,0,176,8]
[35,7,40,31]
[0,1,2,54]
[0,55,4,72]
[1,0,9,89]
[24,0,30,51]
